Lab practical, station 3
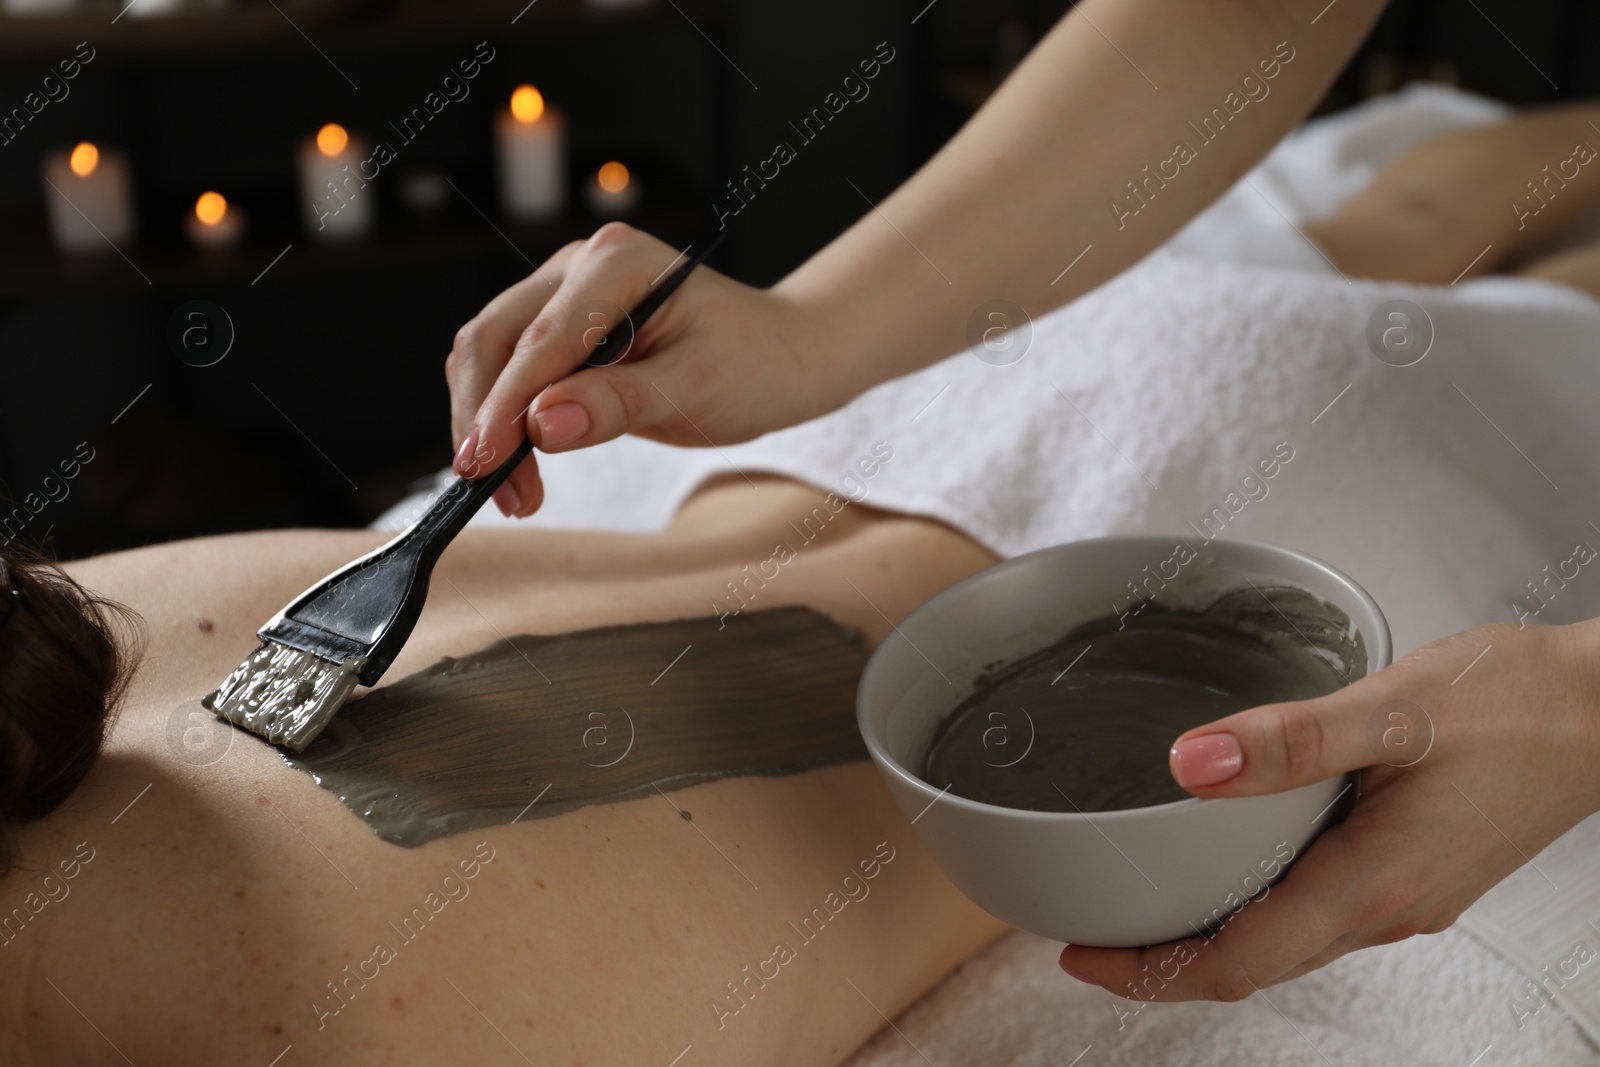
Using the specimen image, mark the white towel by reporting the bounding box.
[840,924,1600,1067]
[376,83,1600,1061]
[1454,812,1600,1048]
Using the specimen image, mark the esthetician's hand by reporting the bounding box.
[446,223,838,517]
[1057,618,1600,1002]
[447,0,1393,518]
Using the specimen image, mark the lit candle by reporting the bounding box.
[296,122,375,241]
[583,160,639,218]
[494,85,566,221]
[184,190,245,250]
[40,141,135,254]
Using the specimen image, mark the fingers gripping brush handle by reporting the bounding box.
[578,228,726,368]
[266,437,535,683]
[202,438,535,751]
[205,230,727,752]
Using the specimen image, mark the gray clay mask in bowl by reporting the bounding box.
[856,536,1388,948]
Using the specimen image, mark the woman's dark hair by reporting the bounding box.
[0,547,138,875]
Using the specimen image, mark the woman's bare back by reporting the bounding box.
[0,477,1005,1067]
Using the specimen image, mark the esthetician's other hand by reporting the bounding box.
[1058,619,1600,1002]
[447,223,838,517]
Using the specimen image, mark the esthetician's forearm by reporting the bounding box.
[774,0,1388,407]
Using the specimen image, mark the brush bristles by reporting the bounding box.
[204,641,365,752]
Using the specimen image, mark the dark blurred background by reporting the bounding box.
[1,0,1595,559]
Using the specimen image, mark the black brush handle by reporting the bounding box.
[272,444,529,681]
[274,231,727,686]
[581,229,728,367]
[421,436,534,544]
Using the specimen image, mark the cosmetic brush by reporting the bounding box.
[205,231,727,751]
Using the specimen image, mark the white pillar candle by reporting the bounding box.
[495,85,566,221]
[297,123,375,241]
[184,190,245,250]
[583,160,639,218]
[40,141,135,254]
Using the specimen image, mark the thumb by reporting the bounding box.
[1167,678,1380,797]
[527,359,684,452]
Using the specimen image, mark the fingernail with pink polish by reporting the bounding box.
[1170,733,1243,788]
[534,402,590,450]
[454,428,480,475]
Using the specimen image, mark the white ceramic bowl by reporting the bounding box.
[857,536,1390,947]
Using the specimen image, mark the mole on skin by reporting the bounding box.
[282,607,871,848]
[922,586,1363,813]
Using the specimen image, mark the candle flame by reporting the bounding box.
[597,161,630,194]
[69,142,99,178]
[511,85,544,124]
[195,191,228,226]
[316,123,349,157]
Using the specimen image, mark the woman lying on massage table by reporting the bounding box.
[5,102,1600,1063]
